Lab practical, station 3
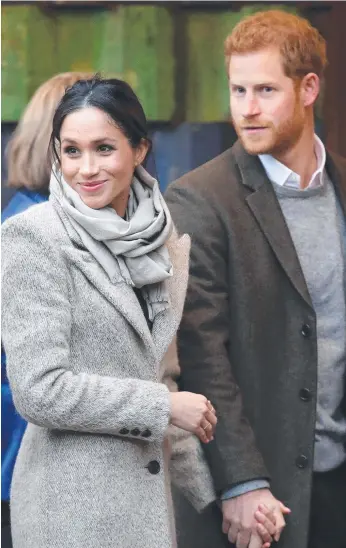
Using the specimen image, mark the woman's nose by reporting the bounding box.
[79,154,99,177]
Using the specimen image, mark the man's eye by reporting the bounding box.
[262,87,274,93]
[233,87,245,95]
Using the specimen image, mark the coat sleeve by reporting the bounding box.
[161,337,217,512]
[165,183,270,495]
[1,217,170,442]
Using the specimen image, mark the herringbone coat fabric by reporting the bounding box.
[1,199,216,548]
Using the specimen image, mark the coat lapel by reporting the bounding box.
[151,231,191,358]
[232,141,313,307]
[62,244,154,347]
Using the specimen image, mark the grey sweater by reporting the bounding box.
[272,175,346,472]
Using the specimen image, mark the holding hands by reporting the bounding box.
[222,488,291,547]
[169,393,291,547]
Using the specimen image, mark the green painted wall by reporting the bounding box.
[1,5,56,121]
[1,3,297,123]
[1,4,175,121]
[98,6,175,121]
[54,6,174,120]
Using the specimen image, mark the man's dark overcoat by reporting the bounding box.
[166,141,346,548]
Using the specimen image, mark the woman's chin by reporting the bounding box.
[80,195,109,210]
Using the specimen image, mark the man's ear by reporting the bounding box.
[300,73,320,108]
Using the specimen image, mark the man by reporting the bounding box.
[166,10,346,548]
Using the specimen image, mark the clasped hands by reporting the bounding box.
[222,488,291,547]
[169,394,290,546]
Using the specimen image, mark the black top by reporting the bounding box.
[133,287,152,330]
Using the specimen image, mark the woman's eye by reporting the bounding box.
[98,144,113,153]
[262,86,274,94]
[63,146,79,156]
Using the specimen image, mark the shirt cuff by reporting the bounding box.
[221,479,270,500]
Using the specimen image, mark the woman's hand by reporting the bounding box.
[256,502,291,547]
[169,392,217,443]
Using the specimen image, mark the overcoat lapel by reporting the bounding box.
[151,231,191,358]
[232,141,313,307]
[63,232,191,363]
[62,244,154,347]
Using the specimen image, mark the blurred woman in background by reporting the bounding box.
[1,71,92,548]
[3,72,93,219]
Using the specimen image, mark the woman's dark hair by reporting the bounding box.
[50,75,151,165]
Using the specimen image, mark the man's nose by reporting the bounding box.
[243,96,261,118]
[79,154,99,177]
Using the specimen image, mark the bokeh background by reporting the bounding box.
[2,0,346,208]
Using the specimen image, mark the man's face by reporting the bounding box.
[229,48,305,156]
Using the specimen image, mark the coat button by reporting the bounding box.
[131,428,140,436]
[301,324,312,338]
[299,388,312,402]
[141,429,152,438]
[147,460,160,474]
[296,454,308,469]
[119,428,129,435]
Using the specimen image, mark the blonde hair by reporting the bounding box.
[224,10,327,80]
[6,72,93,191]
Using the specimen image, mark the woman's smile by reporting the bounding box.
[78,180,107,193]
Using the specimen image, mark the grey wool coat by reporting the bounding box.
[1,199,216,548]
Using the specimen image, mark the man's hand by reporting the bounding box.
[221,488,291,547]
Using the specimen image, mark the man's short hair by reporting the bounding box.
[224,10,327,80]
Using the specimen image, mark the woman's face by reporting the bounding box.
[59,106,148,215]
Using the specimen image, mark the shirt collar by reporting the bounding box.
[258,134,326,191]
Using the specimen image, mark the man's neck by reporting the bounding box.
[273,128,317,190]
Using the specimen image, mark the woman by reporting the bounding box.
[2,72,93,219]
[1,72,92,548]
[2,77,218,548]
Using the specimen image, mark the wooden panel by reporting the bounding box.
[55,8,102,74]
[4,2,308,124]
[1,5,55,121]
[97,5,175,121]
[185,10,235,122]
[1,5,29,121]
[2,4,175,121]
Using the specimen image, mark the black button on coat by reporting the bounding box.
[147,460,160,474]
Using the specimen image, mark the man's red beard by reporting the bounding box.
[231,99,305,156]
